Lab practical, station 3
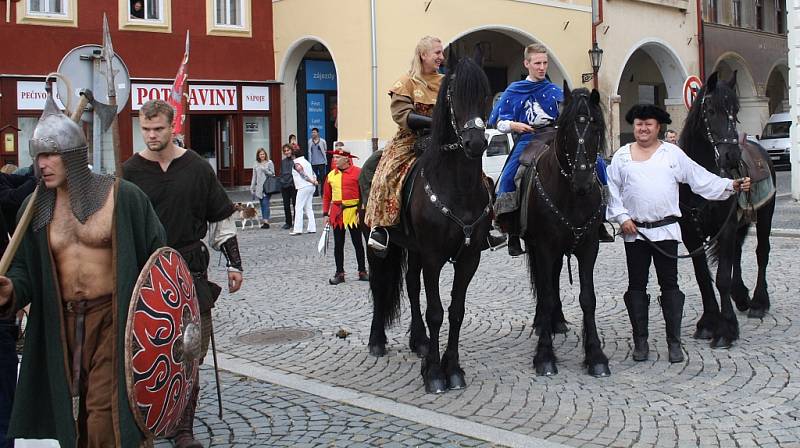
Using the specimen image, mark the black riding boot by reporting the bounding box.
[661,289,685,363]
[507,234,525,257]
[623,290,650,361]
[598,222,615,243]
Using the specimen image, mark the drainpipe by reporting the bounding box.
[696,0,705,80]
[370,0,379,152]
[591,0,603,90]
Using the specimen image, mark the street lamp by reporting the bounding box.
[589,42,604,75]
[588,42,604,89]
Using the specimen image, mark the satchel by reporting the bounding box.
[263,174,282,195]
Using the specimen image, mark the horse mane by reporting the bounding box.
[554,87,606,158]
[425,56,491,160]
[679,79,740,170]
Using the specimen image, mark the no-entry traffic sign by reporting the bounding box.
[683,75,703,110]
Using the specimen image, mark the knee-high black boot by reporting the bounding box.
[623,290,650,361]
[661,289,685,363]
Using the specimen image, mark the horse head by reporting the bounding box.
[683,71,741,174]
[431,49,491,160]
[556,84,605,196]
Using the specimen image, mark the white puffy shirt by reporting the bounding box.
[606,142,735,243]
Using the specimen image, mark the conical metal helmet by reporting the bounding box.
[29,92,88,159]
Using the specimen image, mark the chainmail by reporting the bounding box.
[32,148,115,232]
[29,93,116,232]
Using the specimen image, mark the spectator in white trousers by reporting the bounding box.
[290,147,318,235]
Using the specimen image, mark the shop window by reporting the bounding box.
[206,0,251,37]
[16,117,37,169]
[119,0,171,32]
[17,0,76,27]
[132,117,148,154]
[243,116,270,169]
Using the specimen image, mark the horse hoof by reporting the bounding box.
[734,299,750,312]
[425,378,447,394]
[711,337,733,349]
[368,344,386,357]
[747,308,766,319]
[693,328,714,340]
[535,361,558,377]
[447,373,467,390]
[587,363,611,378]
[554,321,569,334]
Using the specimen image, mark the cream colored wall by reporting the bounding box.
[273,0,592,160]
[597,0,700,151]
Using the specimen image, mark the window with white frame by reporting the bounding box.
[28,0,65,15]
[215,0,243,27]
[129,0,162,21]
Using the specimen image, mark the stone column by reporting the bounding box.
[610,95,621,153]
[789,0,800,200]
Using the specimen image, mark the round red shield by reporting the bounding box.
[125,247,201,438]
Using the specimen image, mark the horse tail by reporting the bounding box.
[367,244,407,327]
[524,248,538,300]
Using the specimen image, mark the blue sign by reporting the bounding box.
[305,60,337,91]
[307,93,326,140]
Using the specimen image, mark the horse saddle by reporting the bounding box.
[518,127,557,169]
[738,132,771,182]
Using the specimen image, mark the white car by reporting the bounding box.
[756,112,791,169]
[483,129,512,185]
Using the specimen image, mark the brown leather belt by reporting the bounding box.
[63,294,112,421]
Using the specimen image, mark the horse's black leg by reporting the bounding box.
[406,252,429,357]
[683,232,720,340]
[749,200,774,319]
[712,234,740,349]
[421,257,447,393]
[576,244,610,377]
[530,248,557,376]
[534,255,568,336]
[730,224,751,312]
[442,252,480,390]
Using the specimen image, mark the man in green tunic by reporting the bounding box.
[0,94,165,447]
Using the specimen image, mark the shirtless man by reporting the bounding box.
[0,93,164,448]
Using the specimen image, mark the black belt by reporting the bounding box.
[632,216,679,229]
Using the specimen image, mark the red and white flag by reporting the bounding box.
[169,31,190,141]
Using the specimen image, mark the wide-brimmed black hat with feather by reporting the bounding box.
[625,104,672,124]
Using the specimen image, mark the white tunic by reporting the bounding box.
[606,142,735,243]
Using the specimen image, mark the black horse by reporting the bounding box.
[678,71,776,349]
[521,87,610,377]
[366,54,492,394]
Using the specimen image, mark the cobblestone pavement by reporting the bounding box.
[154,366,492,447]
[203,210,800,447]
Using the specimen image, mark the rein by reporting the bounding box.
[633,196,739,259]
[420,168,492,264]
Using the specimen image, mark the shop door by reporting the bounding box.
[189,115,234,187]
[215,116,234,186]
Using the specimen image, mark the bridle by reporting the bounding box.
[440,81,486,156]
[556,93,599,180]
[700,93,739,174]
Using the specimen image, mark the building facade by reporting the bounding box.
[0,0,277,186]
[272,0,595,161]
[595,0,701,151]
[701,0,789,137]
[789,0,799,198]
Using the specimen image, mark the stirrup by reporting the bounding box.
[367,228,389,251]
